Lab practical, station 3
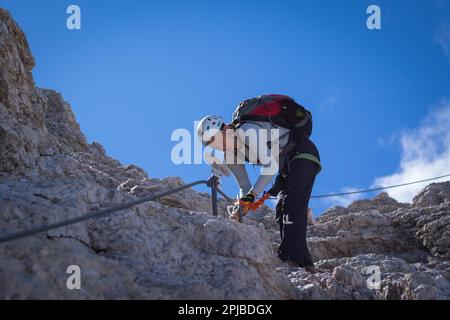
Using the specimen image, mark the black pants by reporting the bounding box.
[275,139,320,267]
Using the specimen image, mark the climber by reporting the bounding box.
[196,94,322,272]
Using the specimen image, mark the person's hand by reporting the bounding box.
[235,192,271,217]
[268,174,287,197]
[239,193,256,203]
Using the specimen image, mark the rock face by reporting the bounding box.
[282,186,450,300]
[0,8,294,300]
[0,8,449,300]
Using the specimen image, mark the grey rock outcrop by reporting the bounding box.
[0,8,295,300]
[0,8,449,300]
[280,185,450,299]
[413,182,450,208]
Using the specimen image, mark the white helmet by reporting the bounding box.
[196,115,225,145]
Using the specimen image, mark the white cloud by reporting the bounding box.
[436,19,450,60]
[318,89,341,113]
[372,102,450,203]
[376,130,402,148]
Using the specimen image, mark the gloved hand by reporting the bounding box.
[234,192,271,219]
[268,174,287,197]
[239,193,256,203]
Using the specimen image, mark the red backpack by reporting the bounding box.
[231,94,312,139]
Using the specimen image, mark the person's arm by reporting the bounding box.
[248,129,283,197]
[228,121,286,198]
[248,170,276,196]
[248,149,280,197]
[226,163,252,198]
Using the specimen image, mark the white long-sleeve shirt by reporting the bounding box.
[225,121,291,197]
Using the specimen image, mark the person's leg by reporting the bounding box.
[272,174,287,241]
[275,194,285,240]
[277,158,317,266]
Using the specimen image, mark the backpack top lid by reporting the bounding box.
[232,94,294,124]
[232,94,312,138]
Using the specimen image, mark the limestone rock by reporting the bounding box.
[0,7,449,300]
[413,182,450,208]
[0,7,296,300]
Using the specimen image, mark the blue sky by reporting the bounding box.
[3,0,450,215]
